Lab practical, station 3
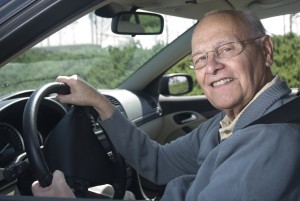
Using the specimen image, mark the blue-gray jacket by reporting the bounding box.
[101,80,300,201]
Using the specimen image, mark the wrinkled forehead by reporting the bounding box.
[191,12,250,52]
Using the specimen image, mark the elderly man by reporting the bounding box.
[32,10,300,200]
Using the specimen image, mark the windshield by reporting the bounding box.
[0,12,196,96]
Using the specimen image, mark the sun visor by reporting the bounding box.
[94,2,132,18]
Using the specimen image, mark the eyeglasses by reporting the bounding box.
[191,36,264,70]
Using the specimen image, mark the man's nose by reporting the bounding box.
[205,52,224,74]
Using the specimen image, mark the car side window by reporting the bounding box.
[164,55,203,96]
[164,13,300,97]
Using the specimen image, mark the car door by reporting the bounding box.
[157,94,219,144]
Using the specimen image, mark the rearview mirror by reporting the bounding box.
[111,12,164,36]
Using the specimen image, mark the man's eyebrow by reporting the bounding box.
[192,38,238,56]
[191,50,205,57]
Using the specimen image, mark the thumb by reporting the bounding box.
[31,180,50,196]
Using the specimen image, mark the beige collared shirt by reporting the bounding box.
[219,75,281,141]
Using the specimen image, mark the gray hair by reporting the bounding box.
[203,9,266,37]
[237,10,266,36]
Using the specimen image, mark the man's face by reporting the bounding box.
[191,12,273,119]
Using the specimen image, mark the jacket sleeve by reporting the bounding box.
[99,108,217,184]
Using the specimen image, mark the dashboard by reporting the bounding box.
[0,89,161,169]
[0,97,66,167]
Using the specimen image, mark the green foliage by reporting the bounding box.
[271,33,300,88]
[129,14,163,33]
[167,33,300,95]
[165,56,203,96]
[1,34,299,97]
[139,15,162,33]
[0,41,165,96]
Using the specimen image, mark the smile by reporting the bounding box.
[211,78,233,87]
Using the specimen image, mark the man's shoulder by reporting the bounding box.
[236,80,293,129]
[247,96,300,127]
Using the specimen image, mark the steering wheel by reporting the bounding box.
[22,82,127,199]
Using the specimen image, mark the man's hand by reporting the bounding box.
[32,170,75,198]
[56,75,114,120]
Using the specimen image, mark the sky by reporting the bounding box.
[37,13,299,48]
[262,14,299,35]
[262,16,284,35]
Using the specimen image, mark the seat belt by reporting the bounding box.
[246,96,300,127]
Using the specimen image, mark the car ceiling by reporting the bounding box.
[105,0,300,19]
[1,0,300,67]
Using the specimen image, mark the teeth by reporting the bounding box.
[212,78,233,87]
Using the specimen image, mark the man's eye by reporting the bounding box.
[219,46,233,54]
[197,55,207,62]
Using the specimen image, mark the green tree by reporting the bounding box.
[166,33,300,96]
[272,33,300,88]
[3,33,300,97]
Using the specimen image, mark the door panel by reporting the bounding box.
[157,95,219,144]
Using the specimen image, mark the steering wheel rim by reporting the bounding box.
[23,82,127,199]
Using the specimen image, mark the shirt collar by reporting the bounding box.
[219,75,281,140]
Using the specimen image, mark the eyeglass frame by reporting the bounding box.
[190,35,265,70]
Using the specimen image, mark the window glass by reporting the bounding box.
[0,12,195,96]
[165,13,300,96]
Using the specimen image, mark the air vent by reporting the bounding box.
[104,95,127,117]
[105,95,120,106]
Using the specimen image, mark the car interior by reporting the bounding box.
[0,0,299,200]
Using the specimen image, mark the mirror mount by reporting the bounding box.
[111,11,164,36]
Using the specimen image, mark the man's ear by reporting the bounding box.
[262,35,273,67]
